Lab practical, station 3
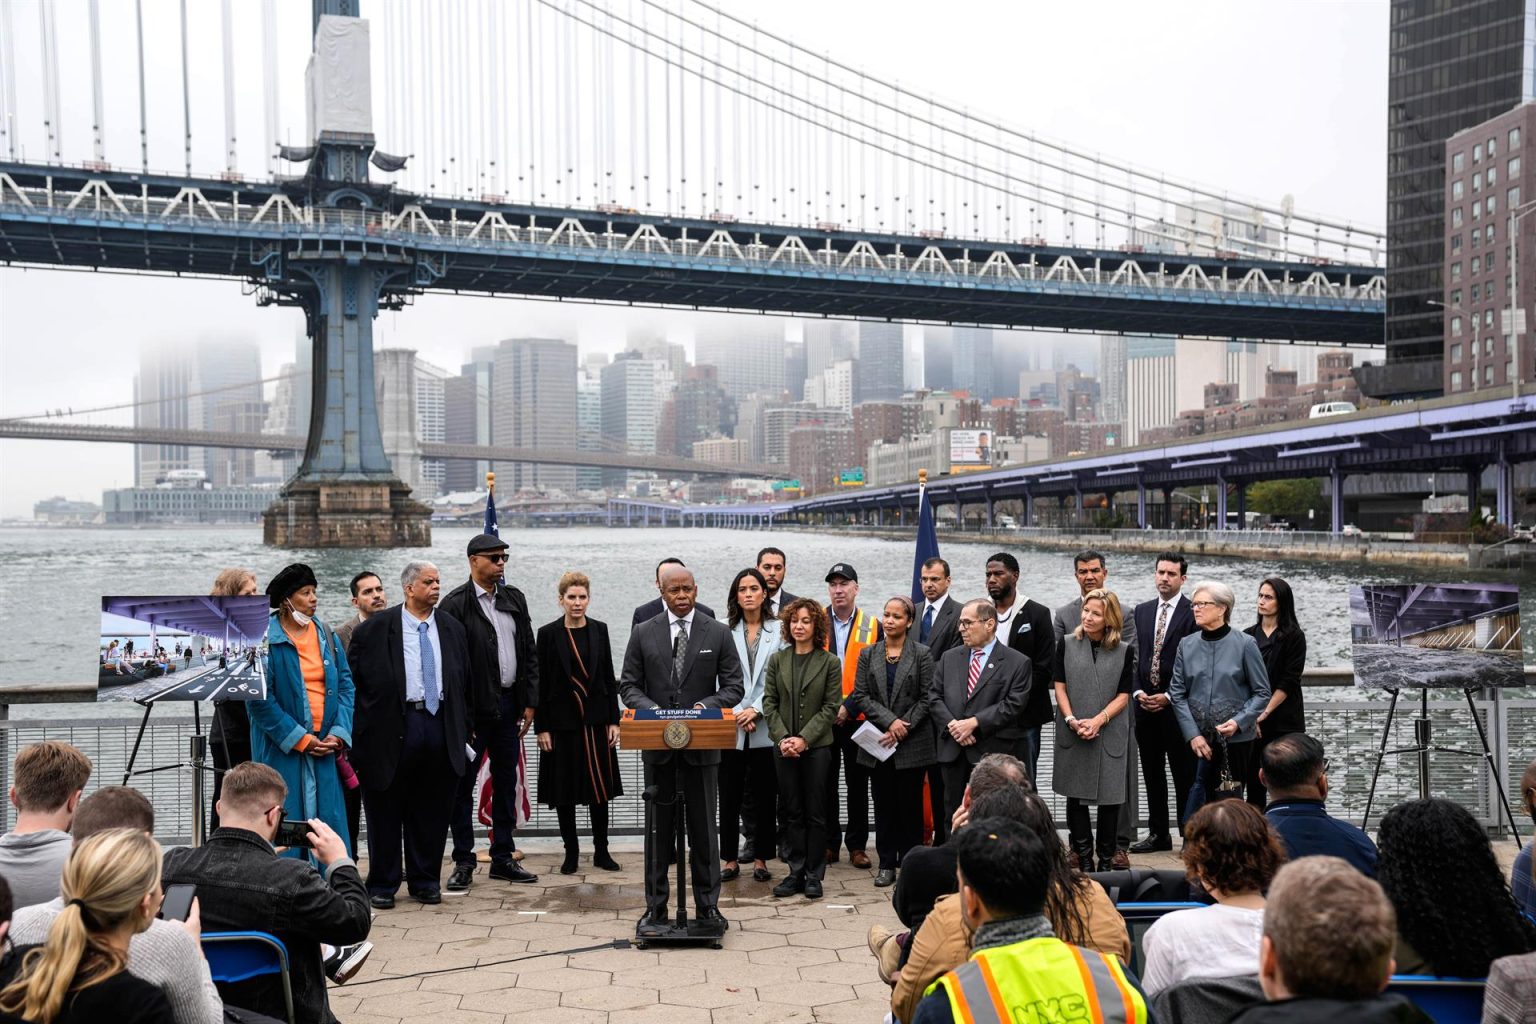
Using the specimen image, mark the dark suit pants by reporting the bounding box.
[720,746,777,862]
[824,720,871,853]
[1136,706,1196,836]
[1067,798,1122,861]
[939,759,975,827]
[776,746,831,881]
[363,707,459,895]
[644,759,720,912]
[870,761,927,870]
[450,689,523,866]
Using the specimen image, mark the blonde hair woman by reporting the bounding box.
[0,828,172,1024]
[1052,588,1133,872]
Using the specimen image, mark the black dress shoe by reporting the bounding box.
[804,877,824,899]
[752,865,772,882]
[873,868,896,887]
[1130,834,1173,853]
[445,863,474,892]
[489,860,539,884]
[639,905,670,929]
[368,893,395,910]
[560,852,579,875]
[698,906,729,930]
[409,888,441,905]
[1095,856,1114,873]
[720,863,740,882]
[593,850,622,871]
[772,875,804,898]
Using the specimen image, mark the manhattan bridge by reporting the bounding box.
[0,0,1402,546]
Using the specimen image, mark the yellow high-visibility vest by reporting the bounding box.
[924,936,1149,1024]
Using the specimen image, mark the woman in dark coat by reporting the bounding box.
[851,595,936,888]
[1243,576,1307,809]
[535,571,623,875]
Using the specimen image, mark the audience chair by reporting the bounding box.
[1151,974,1264,1024]
[1385,975,1486,1022]
[202,930,296,1024]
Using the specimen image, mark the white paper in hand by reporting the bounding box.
[851,720,896,762]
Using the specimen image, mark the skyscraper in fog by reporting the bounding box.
[494,337,578,493]
[135,336,263,487]
[1123,336,1177,447]
[804,320,857,381]
[601,352,660,488]
[953,327,995,401]
[696,321,787,400]
[1099,336,1127,426]
[858,322,904,402]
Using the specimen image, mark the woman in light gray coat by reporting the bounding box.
[1169,580,1272,819]
[851,596,936,887]
[719,568,783,884]
[1052,588,1133,873]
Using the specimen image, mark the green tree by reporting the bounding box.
[1245,478,1324,520]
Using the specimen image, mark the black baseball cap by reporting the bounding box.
[825,563,858,583]
[467,533,509,556]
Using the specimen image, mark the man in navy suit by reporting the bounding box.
[620,565,744,931]
[347,561,473,908]
[927,600,1032,823]
[1129,552,1198,852]
[631,557,716,626]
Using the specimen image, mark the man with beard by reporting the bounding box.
[983,554,1054,786]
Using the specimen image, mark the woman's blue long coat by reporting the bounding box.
[251,614,355,857]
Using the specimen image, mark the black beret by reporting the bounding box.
[266,563,318,608]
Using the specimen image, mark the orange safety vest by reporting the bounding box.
[825,606,881,708]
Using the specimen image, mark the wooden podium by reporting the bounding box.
[619,707,736,948]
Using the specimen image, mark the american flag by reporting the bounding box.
[476,472,532,829]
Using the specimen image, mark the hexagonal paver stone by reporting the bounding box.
[709,1001,819,1024]
[515,966,614,992]
[659,981,760,1009]
[561,984,661,1011]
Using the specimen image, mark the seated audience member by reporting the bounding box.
[1260,734,1377,876]
[877,754,1028,969]
[909,818,1151,1024]
[10,787,221,1024]
[0,742,91,909]
[1230,856,1431,1023]
[1376,797,1536,978]
[892,786,1130,1024]
[1141,799,1286,996]
[0,829,174,1024]
[1484,950,1536,1024]
[162,762,372,1024]
[1513,758,1535,920]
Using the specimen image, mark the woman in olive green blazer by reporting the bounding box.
[763,596,843,899]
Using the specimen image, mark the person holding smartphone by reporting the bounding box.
[162,762,372,1024]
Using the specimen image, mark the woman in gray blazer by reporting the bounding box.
[1169,580,1271,819]
[719,568,784,883]
[1052,588,1133,873]
[852,596,936,887]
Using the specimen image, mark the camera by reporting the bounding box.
[274,818,314,848]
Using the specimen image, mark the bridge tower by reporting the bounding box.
[260,0,432,547]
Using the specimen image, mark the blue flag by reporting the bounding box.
[911,482,940,604]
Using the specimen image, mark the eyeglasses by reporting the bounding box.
[476,552,509,564]
[1319,758,1330,774]
[1190,601,1217,609]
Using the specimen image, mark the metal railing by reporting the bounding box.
[3,674,1530,845]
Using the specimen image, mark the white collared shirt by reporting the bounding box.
[474,581,518,687]
[668,609,697,646]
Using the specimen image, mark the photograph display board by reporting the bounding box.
[98,595,269,703]
[1349,583,1524,689]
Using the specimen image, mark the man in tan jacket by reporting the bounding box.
[889,783,1130,1024]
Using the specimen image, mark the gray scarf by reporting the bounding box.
[971,912,1055,953]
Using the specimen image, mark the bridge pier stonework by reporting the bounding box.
[261,10,432,548]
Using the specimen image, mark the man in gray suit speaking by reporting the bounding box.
[620,564,745,931]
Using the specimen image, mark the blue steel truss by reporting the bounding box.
[0,163,1382,343]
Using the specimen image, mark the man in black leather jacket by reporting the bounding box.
[162,762,371,1024]
[438,533,541,890]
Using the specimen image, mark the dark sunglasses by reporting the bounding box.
[477,552,509,564]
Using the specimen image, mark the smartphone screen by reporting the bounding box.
[274,819,314,848]
[160,883,196,922]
